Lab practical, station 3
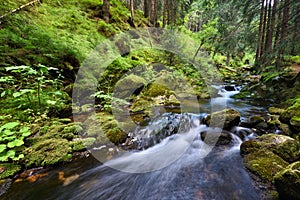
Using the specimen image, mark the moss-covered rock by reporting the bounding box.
[204,108,241,130]
[243,150,288,181]
[114,74,146,99]
[280,101,300,124]
[143,83,172,98]
[130,96,154,113]
[240,134,299,161]
[0,163,21,179]
[274,161,300,200]
[70,138,96,151]
[25,138,72,167]
[106,127,127,144]
[241,134,300,184]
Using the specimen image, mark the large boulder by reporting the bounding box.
[241,134,300,182]
[204,108,241,130]
[114,74,146,99]
[274,161,300,200]
[241,134,300,163]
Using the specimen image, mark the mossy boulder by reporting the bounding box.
[241,134,300,182]
[114,74,146,99]
[130,96,154,113]
[274,161,300,200]
[241,134,300,162]
[25,138,72,167]
[204,108,241,130]
[244,150,288,181]
[0,163,21,179]
[70,137,96,151]
[200,130,234,146]
[143,83,173,98]
[280,101,300,124]
[86,113,127,145]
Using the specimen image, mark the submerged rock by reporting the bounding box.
[274,161,300,200]
[200,130,234,146]
[204,108,241,130]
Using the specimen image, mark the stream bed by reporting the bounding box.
[1,85,270,200]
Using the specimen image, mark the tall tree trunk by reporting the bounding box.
[281,0,290,42]
[291,5,299,55]
[163,0,168,28]
[264,0,272,65]
[255,0,265,65]
[268,0,277,54]
[130,0,134,24]
[150,0,157,25]
[144,0,149,18]
[102,0,110,23]
[260,0,268,65]
[274,0,283,50]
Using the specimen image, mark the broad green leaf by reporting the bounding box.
[6,149,16,159]
[0,144,6,153]
[7,139,24,148]
[20,127,31,137]
[4,129,14,135]
[13,154,24,161]
[0,122,19,132]
[0,154,8,162]
[3,136,16,141]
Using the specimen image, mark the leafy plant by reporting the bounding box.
[1,64,70,120]
[0,122,31,162]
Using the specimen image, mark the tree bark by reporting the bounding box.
[255,0,265,65]
[130,0,134,24]
[144,0,149,18]
[264,0,272,65]
[163,0,168,28]
[274,0,283,50]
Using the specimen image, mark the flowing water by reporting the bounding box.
[1,85,268,200]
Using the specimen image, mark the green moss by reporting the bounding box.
[274,161,300,200]
[106,127,127,144]
[273,140,300,163]
[280,98,300,123]
[130,97,154,112]
[244,150,288,181]
[290,116,300,127]
[25,138,72,167]
[71,137,96,151]
[0,163,21,179]
[205,108,241,130]
[269,107,285,115]
[144,83,172,98]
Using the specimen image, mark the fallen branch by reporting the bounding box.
[0,0,41,23]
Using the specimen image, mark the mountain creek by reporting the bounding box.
[0,84,297,200]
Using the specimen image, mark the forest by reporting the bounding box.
[0,0,300,199]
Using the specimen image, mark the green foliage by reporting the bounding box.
[1,65,70,121]
[0,122,31,162]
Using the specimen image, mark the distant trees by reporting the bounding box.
[253,0,299,70]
